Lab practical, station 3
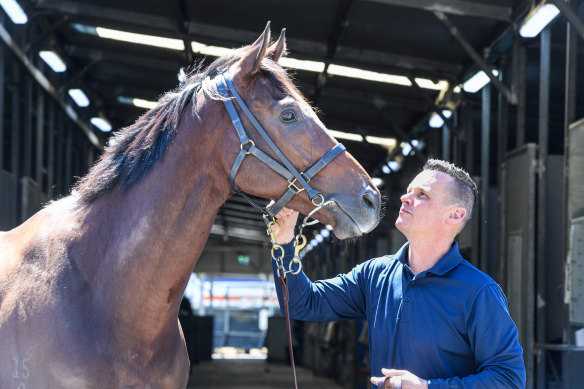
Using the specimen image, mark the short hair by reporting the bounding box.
[423,159,479,224]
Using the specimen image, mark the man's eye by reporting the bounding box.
[281,110,296,122]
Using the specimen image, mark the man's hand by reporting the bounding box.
[370,369,428,389]
[268,205,299,245]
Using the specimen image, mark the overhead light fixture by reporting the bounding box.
[91,117,112,132]
[68,89,90,107]
[462,70,499,93]
[328,129,397,149]
[387,160,402,172]
[327,64,448,91]
[371,177,385,187]
[520,3,560,38]
[0,0,27,24]
[413,78,449,91]
[381,165,391,174]
[117,96,157,109]
[191,41,233,58]
[96,27,185,50]
[74,23,445,91]
[327,129,364,142]
[328,64,411,86]
[39,50,67,72]
[279,57,326,73]
[429,110,452,128]
[410,139,423,150]
[132,98,157,110]
[401,142,413,156]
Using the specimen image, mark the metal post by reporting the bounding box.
[64,129,73,191]
[497,61,509,286]
[536,27,551,389]
[442,125,451,161]
[23,78,33,179]
[10,62,20,179]
[47,103,55,197]
[516,45,527,147]
[563,7,580,388]
[497,60,509,171]
[0,40,4,172]
[480,84,491,273]
[35,87,44,185]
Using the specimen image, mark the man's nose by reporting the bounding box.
[400,193,412,204]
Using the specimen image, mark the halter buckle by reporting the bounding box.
[287,178,305,193]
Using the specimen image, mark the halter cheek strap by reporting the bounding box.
[214,72,345,218]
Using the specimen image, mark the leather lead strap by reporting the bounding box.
[278,275,298,389]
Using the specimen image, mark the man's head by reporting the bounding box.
[395,159,478,239]
[423,159,478,223]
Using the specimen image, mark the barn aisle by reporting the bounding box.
[187,359,344,389]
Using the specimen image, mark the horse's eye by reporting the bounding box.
[281,110,296,122]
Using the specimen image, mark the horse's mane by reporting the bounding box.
[73,44,305,204]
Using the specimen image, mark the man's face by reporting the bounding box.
[395,170,455,237]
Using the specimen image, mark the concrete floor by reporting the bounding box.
[187,359,344,389]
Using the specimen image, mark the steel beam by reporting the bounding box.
[549,0,584,41]
[535,26,551,389]
[364,0,512,21]
[480,84,491,273]
[408,76,457,133]
[0,22,101,149]
[0,41,4,171]
[434,11,517,105]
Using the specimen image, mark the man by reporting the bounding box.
[270,159,526,389]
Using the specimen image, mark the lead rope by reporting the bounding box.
[266,200,336,389]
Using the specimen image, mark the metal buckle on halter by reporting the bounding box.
[240,139,255,155]
[287,178,305,193]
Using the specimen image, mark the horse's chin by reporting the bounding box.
[318,201,378,240]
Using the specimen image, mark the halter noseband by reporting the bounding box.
[214,72,345,219]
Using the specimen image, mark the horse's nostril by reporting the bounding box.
[363,195,374,209]
[362,188,379,211]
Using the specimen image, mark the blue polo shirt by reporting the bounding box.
[272,241,526,388]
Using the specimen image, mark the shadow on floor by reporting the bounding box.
[187,359,344,389]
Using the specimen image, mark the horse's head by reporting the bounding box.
[211,23,381,239]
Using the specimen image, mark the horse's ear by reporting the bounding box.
[268,28,287,63]
[245,22,271,76]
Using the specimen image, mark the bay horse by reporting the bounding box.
[0,23,380,388]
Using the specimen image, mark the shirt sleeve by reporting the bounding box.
[271,241,367,322]
[426,284,526,389]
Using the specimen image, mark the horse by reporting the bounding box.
[0,23,381,388]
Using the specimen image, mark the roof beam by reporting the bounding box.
[33,0,177,31]
[434,11,517,104]
[548,0,584,42]
[364,0,512,22]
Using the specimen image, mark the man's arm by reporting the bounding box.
[269,207,367,321]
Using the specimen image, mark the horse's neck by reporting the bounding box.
[79,109,232,346]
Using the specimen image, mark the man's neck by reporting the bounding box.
[406,238,454,275]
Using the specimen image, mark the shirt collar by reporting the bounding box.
[396,241,463,277]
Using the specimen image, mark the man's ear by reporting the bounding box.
[446,206,467,226]
[239,22,271,76]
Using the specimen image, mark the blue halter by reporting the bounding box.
[214,72,346,219]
